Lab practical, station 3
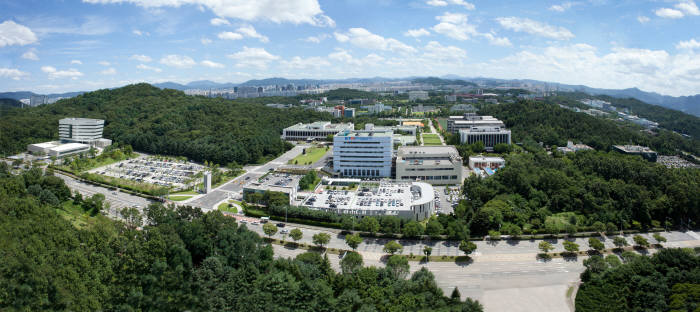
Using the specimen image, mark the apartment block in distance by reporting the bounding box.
[396,146,463,185]
[333,130,393,178]
[282,121,354,141]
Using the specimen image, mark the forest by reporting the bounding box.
[575,248,700,311]
[0,162,482,311]
[0,83,332,165]
[480,100,700,155]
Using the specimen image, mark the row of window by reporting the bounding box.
[403,167,456,171]
[343,169,382,176]
[400,175,458,180]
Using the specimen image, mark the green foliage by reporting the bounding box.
[423,246,433,259]
[588,238,605,252]
[653,232,667,243]
[539,241,554,253]
[262,222,278,238]
[340,251,363,274]
[312,232,331,248]
[633,234,650,248]
[344,233,363,250]
[359,216,380,234]
[401,221,425,238]
[563,240,579,253]
[459,240,477,256]
[613,236,629,249]
[383,240,403,255]
[298,171,319,190]
[289,228,303,242]
[576,248,700,312]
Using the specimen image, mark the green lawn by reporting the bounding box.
[437,118,447,131]
[422,134,442,145]
[168,195,192,201]
[218,202,238,213]
[288,147,328,165]
[171,190,198,195]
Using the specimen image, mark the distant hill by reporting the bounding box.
[577,86,700,117]
[0,91,85,101]
[412,77,478,87]
[152,82,189,90]
[0,98,22,109]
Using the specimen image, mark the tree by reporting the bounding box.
[653,233,667,244]
[386,255,410,279]
[425,219,444,238]
[340,251,363,274]
[423,246,432,261]
[383,240,403,255]
[633,235,650,248]
[401,221,425,238]
[488,230,501,240]
[539,241,554,253]
[459,240,477,257]
[344,233,363,250]
[262,223,278,240]
[120,207,142,230]
[38,189,60,206]
[289,228,303,244]
[588,238,605,253]
[613,236,628,249]
[312,232,331,248]
[592,221,606,233]
[563,240,579,254]
[359,217,380,234]
[451,287,461,303]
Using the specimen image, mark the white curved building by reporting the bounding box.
[302,181,435,221]
[59,118,105,144]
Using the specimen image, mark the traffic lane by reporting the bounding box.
[189,190,229,211]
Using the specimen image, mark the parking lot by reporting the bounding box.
[433,185,462,215]
[89,156,206,188]
[257,172,303,188]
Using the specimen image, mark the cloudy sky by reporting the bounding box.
[1,0,700,96]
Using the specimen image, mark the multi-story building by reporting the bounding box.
[396,146,463,185]
[58,118,111,147]
[408,90,429,101]
[333,130,393,178]
[468,156,505,169]
[447,113,505,133]
[282,121,354,141]
[459,126,511,150]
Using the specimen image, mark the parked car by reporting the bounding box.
[276,223,286,228]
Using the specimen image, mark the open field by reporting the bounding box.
[423,134,442,145]
[288,146,328,165]
[168,195,192,201]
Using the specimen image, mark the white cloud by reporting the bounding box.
[304,34,328,43]
[132,29,147,36]
[201,37,212,44]
[227,46,279,69]
[422,41,467,62]
[481,33,512,46]
[677,38,700,49]
[130,54,152,62]
[235,25,269,43]
[201,60,225,68]
[432,12,478,40]
[637,16,650,23]
[282,56,330,70]
[655,0,700,18]
[0,68,29,80]
[328,49,385,67]
[218,31,243,40]
[549,2,577,12]
[496,17,574,40]
[41,66,83,80]
[83,0,335,27]
[334,28,416,53]
[137,64,162,72]
[404,28,430,38]
[159,54,196,68]
[0,20,38,47]
[99,61,111,66]
[426,0,475,10]
[210,18,230,26]
[70,60,82,65]
[21,48,39,61]
[101,67,117,75]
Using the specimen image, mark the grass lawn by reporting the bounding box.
[437,118,447,131]
[56,200,112,231]
[288,146,328,165]
[218,202,238,213]
[168,195,193,201]
[171,190,198,195]
[422,134,442,145]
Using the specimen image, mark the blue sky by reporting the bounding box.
[1,0,700,96]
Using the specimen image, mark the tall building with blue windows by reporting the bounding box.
[333,129,393,178]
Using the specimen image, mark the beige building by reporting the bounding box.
[395,146,463,185]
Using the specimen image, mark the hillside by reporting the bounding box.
[413,77,478,87]
[0,83,331,165]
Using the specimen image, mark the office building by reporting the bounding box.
[368,102,391,114]
[333,130,393,178]
[408,91,429,101]
[445,95,457,102]
[468,156,505,177]
[459,126,511,150]
[282,121,354,141]
[302,181,435,221]
[344,107,356,118]
[613,145,658,162]
[396,146,463,185]
[59,118,106,144]
[27,141,90,158]
[30,95,48,106]
[447,113,505,133]
[557,141,594,153]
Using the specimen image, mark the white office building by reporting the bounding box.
[408,91,429,101]
[27,141,90,158]
[59,118,105,144]
[333,130,393,178]
[447,113,505,133]
[302,181,435,221]
[396,146,463,185]
[459,126,511,150]
[282,121,354,141]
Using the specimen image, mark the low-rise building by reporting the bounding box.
[459,126,511,150]
[302,181,435,221]
[333,129,393,177]
[468,156,505,169]
[447,113,505,133]
[408,91,429,101]
[557,141,594,153]
[612,145,658,162]
[396,146,463,185]
[27,141,90,158]
[282,121,354,141]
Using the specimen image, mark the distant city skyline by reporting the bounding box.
[1,0,700,96]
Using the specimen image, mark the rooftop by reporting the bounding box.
[613,145,656,153]
[303,181,434,213]
[59,118,104,123]
[336,130,393,137]
[285,121,354,130]
[398,145,459,156]
[469,156,505,162]
[50,142,90,152]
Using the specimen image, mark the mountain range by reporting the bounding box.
[1,77,698,116]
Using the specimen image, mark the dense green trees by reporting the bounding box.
[576,248,700,311]
[0,164,483,311]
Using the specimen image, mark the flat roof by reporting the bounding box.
[303,181,434,212]
[398,145,459,155]
[285,121,354,131]
[50,142,90,152]
[337,130,393,137]
[469,156,505,162]
[59,118,104,123]
[29,141,60,148]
